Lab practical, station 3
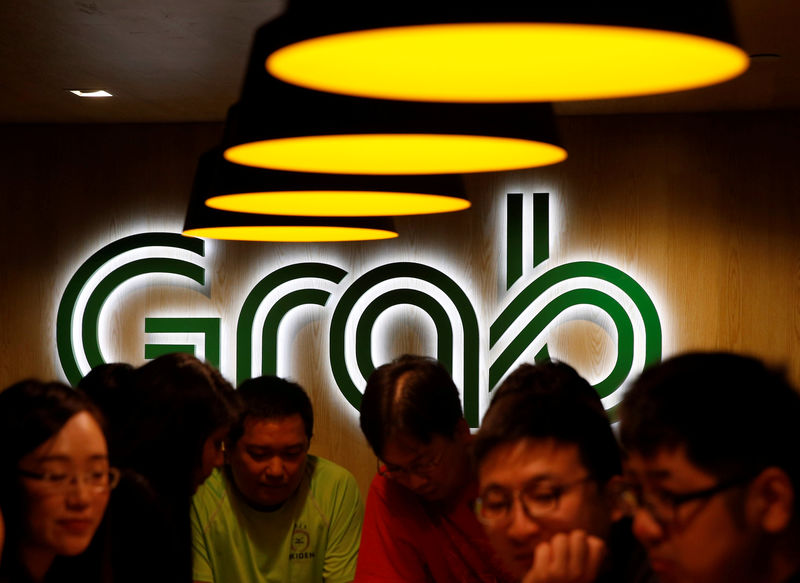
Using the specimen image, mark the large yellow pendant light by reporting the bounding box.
[259,1,749,103]
[222,78,566,176]
[183,150,398,242]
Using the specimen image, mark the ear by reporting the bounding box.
[222,439,231,463]
[603,475,628,522]
[747,467,794,534]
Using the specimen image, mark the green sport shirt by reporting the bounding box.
[191,456,364,583]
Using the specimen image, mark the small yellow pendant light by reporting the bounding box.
[182,150,399,242]
[191,149,470,218]
[259,1,749,103]
[183,215,397,242]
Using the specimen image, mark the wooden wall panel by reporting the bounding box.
[1,112,798,496]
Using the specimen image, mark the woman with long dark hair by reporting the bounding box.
[0,380,116,583]
[80,354,239,583]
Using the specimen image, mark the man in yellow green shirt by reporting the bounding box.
[191,376,363,583]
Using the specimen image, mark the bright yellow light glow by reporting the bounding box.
[267,23,749,102]
[182,226,398,242]
[224,134,567,174]
[206,191,471,216]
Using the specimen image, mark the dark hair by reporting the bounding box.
[620,352,800,489]
[489,361,606,415]
[78,363,135,461]
[79,362,135,394]
[474,361,622,486]
[112,353,239,497]
[0,380,107,579]
[229,376,314,444]
[359,354,464,458]
[98,354,239,583]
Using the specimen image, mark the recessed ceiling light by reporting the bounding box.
[69,90,112,98]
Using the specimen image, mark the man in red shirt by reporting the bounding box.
[355,355,512,583]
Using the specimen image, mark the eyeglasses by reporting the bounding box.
[475,475,593,525]
[378,448,446,481]
[19,467,121,495]
[615,474,754,527]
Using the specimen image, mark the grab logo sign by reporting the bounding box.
[56,193,662,424]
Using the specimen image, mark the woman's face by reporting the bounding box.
[17,411,111,560]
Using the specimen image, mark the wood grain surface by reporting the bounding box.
[1,112,798,495]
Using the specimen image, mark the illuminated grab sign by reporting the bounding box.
[56,193,662,425]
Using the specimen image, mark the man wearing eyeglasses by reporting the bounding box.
[618,352,800,583]
[355,355,513,583]
[473,361,655,583]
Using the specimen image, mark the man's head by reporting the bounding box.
[619,352,800,583]
[227,376,313,509]
[360,355,470,501]
[473,361,621,579]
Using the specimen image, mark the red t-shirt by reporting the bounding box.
[354,473,513,583]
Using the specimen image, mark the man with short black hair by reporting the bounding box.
[473,361,654,583]
[191,376,364,583]
[355,354,512,583]
[619,352,800,583]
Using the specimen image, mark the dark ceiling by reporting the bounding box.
[1,0,798,124]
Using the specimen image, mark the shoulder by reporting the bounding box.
[194,467,228,502]
[367,472,414,504]
[364,472,428,521]
[307,456,363,512]
[308,455,359,489]
[301,456,363,528]
[191,468,231,526]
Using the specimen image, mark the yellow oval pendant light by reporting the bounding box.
[183,151,400,242]
[193,149,470,218]
[221,82,566,175]
[259,1,748,103]
[207,189,470,217]
[183,224,397,243]
[224,133,566,176]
